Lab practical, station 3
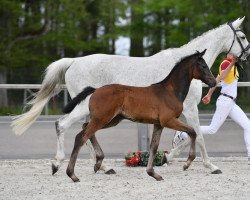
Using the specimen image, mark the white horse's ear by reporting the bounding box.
[232,17,245,29]
[240,16,245,21]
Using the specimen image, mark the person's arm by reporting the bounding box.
[202,75,220,104]
[202,56,237,105]
[217,58,237,81]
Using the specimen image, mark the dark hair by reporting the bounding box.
[234,62,245,80]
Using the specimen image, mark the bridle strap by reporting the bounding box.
[227,22,250,59]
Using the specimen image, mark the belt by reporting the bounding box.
[221,93,236,101]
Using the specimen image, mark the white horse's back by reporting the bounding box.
[65,50,175,96]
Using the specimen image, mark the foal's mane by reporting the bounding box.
[152,52,201,85]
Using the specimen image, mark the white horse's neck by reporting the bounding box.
[170,24,230,69]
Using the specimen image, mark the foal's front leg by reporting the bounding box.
[183,105,222,173]
[146,124,164,181]
[165,118,196,170]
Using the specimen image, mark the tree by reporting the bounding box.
[129,0,144,57]
[1,0,249,113]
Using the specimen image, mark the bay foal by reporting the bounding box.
[64,50,216,182]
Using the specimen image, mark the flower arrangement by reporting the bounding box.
[125,151,167,167]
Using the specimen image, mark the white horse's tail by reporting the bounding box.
[11,58,74,135]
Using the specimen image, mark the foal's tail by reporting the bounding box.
[63,86,96,114]
[11,58,75,135]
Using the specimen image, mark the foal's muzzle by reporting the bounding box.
[205,77,217,88]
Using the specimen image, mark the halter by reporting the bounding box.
[227,22,250,59]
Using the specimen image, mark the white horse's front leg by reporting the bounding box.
[166,104,222,174]
[196,129,222,174]
[185,106,221,173]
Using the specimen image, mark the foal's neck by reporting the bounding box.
[161,62,193,102]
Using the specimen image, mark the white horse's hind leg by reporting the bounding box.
[52,100,90,175]
[166,137,190,161]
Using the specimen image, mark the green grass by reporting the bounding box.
[0,107,63,116]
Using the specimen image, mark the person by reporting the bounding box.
[172,53,250,164]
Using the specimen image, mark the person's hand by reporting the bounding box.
[231,55,238,64]
[202,95,211,105]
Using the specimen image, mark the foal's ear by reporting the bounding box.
[199,49,207,57]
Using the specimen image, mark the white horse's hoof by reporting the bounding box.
[211,169,222,174]
[105,169,116,174]
[52,163,60,175]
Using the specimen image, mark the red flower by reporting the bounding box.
[125,152,141,166]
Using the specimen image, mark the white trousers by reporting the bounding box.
[201,95,250,157]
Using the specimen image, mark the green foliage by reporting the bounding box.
[138,151,165,166]
[0,0,250,111]
[1,0,249,72]
[0,106,24,116]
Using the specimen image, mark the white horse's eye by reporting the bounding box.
[241,36,246,40]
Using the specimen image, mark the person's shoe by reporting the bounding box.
[172,131,187,148]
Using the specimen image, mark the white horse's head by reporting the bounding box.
[224,17,250,60]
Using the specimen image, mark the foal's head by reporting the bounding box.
[191,49,216,88]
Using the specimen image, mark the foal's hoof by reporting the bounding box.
[52,163,59,175]
[211,169,222,174]
[105,169,116,174]
[94,164,100,173]
[66,170,80,182]
[72,177,80,182]
[68,175,80,182]
[183,164,189,171]
[156,176,164,181]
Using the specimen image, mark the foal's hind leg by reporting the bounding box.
[81,123,104,173]
[89,134,116,174]
[86,116,124,175]
[67,120,102,182]
[146,124,163,181]
[93,115,124,174]
[52,100,114,175]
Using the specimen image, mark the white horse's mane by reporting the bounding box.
[182,23,227,48]
[158,23,227,56]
